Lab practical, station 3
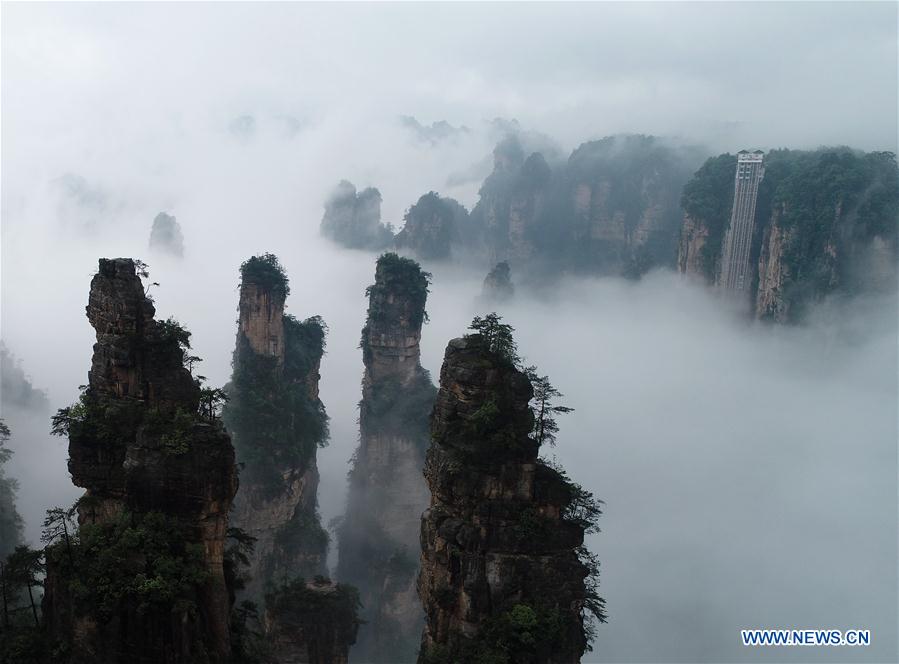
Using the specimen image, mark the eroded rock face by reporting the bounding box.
[754,207,792,322]
[676,214,710,278]
[46,257,238,664]
[238,281,286,363]
[337,253,435,662]
[418,336,593,664]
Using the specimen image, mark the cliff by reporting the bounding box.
[678,149,898,322]
[337,253,436,662]
[417,326,604,664]
[44,257,238,664]
[320,180,394,251]
[466,134,697,277]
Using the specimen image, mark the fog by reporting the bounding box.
[2,2,897,662]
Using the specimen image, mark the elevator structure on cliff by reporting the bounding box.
[719,150,765,292]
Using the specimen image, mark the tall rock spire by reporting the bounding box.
[224,253,329,595]
[337,253,436,662]
[418,325,604,663]
[45,257,238,663]
[224,253,360,662]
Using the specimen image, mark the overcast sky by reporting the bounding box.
[1,3,897,663]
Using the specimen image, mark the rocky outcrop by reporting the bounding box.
[480,261,514,304]
[148,212,185,257]
[45,257,238,664]
[417,334,601,664]
[337,253,436,662]
[224,254,329,598]
[264,578,361,664]
[320,180,394,251]
[394,193,470,261]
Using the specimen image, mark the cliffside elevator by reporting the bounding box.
[719,150,765,292]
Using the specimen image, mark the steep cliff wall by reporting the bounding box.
[44,257,238,664]
[678,149,898,322]
[337,253,436,662]
[754,207,792,321]
[418,330,604,664]
[470,142,551,265]
[467,134,696,277]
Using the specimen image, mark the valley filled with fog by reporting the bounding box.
[1,3,896,662]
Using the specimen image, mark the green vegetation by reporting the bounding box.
[0,420,23,560]
[364,252,432,329]
[224,315,329,490]
[223,256,329,488]
[681,148,898,318]
[467,313,519,366]
[680,153,738,281]
[155,318,192,353]
[47,509,209,622]
[264,577,361,660]
[0,542,47,664]
[360,370,436,443]
[50,388,144,446]
[274,510,330,561]
[240,253,290,300]
[420,602,571,664]
[470,134,698,275]
[145,406,196,455]
[765,149,898,318]
[395,192,469,260]
[539,456,607,636]
[456,315,606,651]
[524,369,573,448]
[357,253,436,442]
